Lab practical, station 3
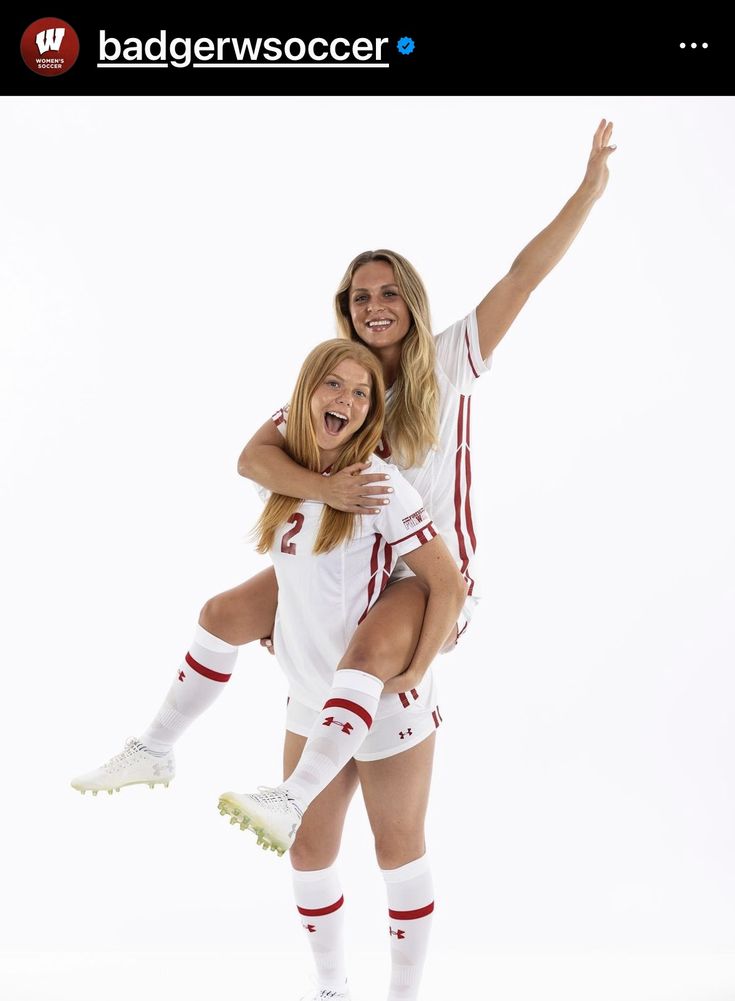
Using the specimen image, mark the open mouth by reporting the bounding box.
[366,318,393,333]
[324,410,349,436]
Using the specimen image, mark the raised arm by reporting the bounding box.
[382,537,468,695]
[475,119,617,359]
[238,419,393,514]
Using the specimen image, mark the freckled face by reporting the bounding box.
[348,260,412,350]
[310,359,372,451]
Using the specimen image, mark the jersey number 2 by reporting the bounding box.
[281,513,305,555]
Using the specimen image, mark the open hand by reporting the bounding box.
[582,118,617,201]
[321,462,393,514]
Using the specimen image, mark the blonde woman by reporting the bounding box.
[220,337,464,1001]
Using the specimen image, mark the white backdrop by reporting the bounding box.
[1,96,734,1000]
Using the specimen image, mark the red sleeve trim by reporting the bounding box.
[388,521,436,547]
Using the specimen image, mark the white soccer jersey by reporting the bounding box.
[272,310,490,596]
[394,309,490,596]
[268,455,437,713]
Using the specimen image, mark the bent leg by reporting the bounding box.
[199,566,278,646]
[140,567,279,751]
[285,732,358,996]
[358,736,436,1001]
[280,580,446,815]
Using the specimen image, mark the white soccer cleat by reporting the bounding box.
[217,785,303,856]
[71,738,175,794]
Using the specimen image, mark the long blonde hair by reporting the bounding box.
[334,249,439,468]
[255,339,385,556]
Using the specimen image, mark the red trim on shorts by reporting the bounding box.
[297,895,345,917]
[323,698,373,729]
[388,521,437,546]
[184,652,231,683]
[389,902,435,920]
[465,326,480,379]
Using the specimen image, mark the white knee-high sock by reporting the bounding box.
[140,624,237,753]
[280,669,384,811]
[382,855,434,1001]
[292,865,348,992]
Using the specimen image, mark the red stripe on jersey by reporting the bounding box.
[323,698,373,729]
[389,522,437,546]
[465,326,480,379]
[411,688,419,700]
[464,396,477,552]
[399,692,410,708]
[432,709,439,728]
[358,533,382,625]
[272,409,285,427]
[297,895,345,917]
[383,542,394,579]
[454,394,476,597]
[389,902,435,920]
[184,652,231,683]
[417,524,437,544]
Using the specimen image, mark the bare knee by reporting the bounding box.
[337,635,399,676]
[198,593,232,640]
[374,830,426,871]
[290,835,340,871]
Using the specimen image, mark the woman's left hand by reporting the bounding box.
[382,664,427,695]
[581,118,617,201]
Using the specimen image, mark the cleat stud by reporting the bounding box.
[240,823,248,831]
[80,790,85,796]
[108,789,113,796]
[92,790,98,797]
[219,808,226,816]
[164,782,169,788]
[230,817,238,825]
[148,783,154,789]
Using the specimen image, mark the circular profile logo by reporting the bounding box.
[21,18,79,76]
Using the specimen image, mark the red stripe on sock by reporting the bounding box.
[297,895,345,917]
[184,652,231,683]
[389,901,435,920]
[323,697,373,729]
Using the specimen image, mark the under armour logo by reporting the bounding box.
[302,923,316,933]
[178,670,185,682]
[389,927,405,939]
[322,716,353,735]
[399,729,413,739]
[36,27,65,54]
[152,760,173,777]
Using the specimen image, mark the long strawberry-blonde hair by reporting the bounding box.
[335,249,439,468]
[254,339,385,556]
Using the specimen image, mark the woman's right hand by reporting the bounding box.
[320,462,393,514]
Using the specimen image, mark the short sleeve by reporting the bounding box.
[375,466,437,558]
[271,403,290,439]
[252,403,290,502]
[433,309,491,395]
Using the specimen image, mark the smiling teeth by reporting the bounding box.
[327,411,348,421]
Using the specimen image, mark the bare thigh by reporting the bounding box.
[337,577,457,683]
[337,577,428,679]
[198,566,278,646]
[357,733,435,870]
[284,730,360,871]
